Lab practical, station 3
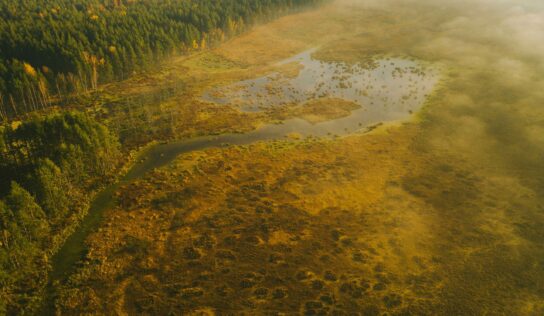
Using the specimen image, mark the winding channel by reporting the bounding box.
[46,52,440,312]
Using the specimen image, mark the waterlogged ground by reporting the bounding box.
[55,0,544,314]
[203,49,437,115]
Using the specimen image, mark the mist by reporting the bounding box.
[3,0,542,314]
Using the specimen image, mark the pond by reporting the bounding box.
[46,49,441,314]
[202,48,439,119]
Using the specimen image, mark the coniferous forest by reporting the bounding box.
[0,0,323,313]
[0,0,321,119]
[0,112,120,313]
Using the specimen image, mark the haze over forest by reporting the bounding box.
[0,0,543,314]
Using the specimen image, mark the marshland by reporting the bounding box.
[0,0,543,314]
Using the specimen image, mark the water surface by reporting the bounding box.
[47,50,440,313]
[203,49,438,117]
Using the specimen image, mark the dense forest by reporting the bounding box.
[0,112,119,313]
[0,0,324,313]
[0,0,323,120]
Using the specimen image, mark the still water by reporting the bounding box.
[49,50,440,301]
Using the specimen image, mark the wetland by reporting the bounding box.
[44,0,544,314]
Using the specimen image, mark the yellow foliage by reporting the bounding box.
[23,63,37,77]
[90,14,99,20]
[108,46,117,54]
[227,18,236,34]
[38,79,48,94]
[192,40,199,50]
[11,121,22,130]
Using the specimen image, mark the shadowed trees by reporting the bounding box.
[0,111,119,313]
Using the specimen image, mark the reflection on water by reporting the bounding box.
[203,49,439,116]
[49,0,544,313]
[50,51,441,292]
[138,50,442,180]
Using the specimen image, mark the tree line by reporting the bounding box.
[0,0,326,312]
[0,0,324,120]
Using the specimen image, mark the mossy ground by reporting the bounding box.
[55,0,544,314]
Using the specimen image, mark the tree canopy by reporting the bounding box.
[0,0,324,118]
[0,111,119,313]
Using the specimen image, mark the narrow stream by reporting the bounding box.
[45,52,440,313]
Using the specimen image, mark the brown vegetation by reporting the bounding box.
[51,0,544,314]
